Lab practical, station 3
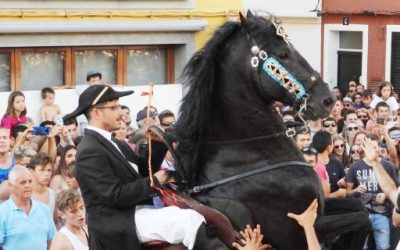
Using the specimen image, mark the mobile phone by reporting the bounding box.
[376,118,385,125]
[32,126,50,136]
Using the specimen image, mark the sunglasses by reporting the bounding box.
[358,115,368,119]
[390,133,400,140]
[334,144,345,149]
[323,123,336,128]
[301,147,317,155]
[347,126,359,131]
[344,103,353,107]
[350,149,360,154]
[161,121,176,127]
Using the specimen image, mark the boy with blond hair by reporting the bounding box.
[50,190,88,250]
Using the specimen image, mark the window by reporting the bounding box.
[20,50,65,90]
[391,32,400,93]
[0,45,175,91]
[74,48,117,85]
[126,47,167,85]
[0,51,11,91]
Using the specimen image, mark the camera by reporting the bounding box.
[376,118,385,125]
[32,126,50,136]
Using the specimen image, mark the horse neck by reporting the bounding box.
[203,86,304,170]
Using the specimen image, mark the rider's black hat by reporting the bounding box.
[63,84,133,122]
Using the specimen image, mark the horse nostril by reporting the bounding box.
[323,96,334,108]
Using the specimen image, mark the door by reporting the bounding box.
[337,51,362,94]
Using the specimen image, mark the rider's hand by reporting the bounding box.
[154,170,175,185]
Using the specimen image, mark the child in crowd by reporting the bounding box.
[61,162,80,192]
[40,87,62,122]
[27,152,60,229]
[50,190,88,250]
[1,91,27,133]
[370,81,399,116]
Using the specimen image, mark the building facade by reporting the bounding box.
[321,0,400,93]
[0,0,242,122]
[244,0,322,72]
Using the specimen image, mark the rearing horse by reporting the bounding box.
[176,11,371,250]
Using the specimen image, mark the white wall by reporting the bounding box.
[0,84,183,128]
[243,0,322,71]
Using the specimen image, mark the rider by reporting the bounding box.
[63,84,228,250]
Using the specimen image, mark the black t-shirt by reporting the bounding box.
[327,158,346,192]
[347,159,398,215]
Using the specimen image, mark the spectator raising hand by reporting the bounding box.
[287,199,321,250]
[233,224,270,250]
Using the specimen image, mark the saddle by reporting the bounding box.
[141,184,239,250]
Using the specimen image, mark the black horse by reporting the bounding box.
[175,11,371,250]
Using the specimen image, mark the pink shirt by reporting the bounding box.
[314,159,330,182]
[0,115,27,133]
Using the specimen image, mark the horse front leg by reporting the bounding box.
[315,198,372,250]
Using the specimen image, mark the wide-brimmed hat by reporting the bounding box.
[63,84,133,122]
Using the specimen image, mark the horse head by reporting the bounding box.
[237,10,335,120]
[177,10,335,181]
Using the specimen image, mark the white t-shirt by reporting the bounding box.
[370,96,399,113]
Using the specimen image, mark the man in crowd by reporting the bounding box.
[0,167,56,250]
[346,134,397,250]
[294,129,311,150]
[63,84,225,249]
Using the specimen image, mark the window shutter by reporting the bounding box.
[391,32,400,93]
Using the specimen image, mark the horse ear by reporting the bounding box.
[246,10,255,19]
[239,12,247,24]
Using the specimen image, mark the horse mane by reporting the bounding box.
[176,13,277,184]
[177,21,238,142]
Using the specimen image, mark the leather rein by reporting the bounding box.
[148,126,312,195]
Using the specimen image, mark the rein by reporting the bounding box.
[188,161,312,194]
[205,125,308,145]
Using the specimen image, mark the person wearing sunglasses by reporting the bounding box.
[158,110,176,130]
[356,108,369,127]
[349,144,362,165]
[343,123,360,152]
[322,117,337,135]
[330,135,350,168]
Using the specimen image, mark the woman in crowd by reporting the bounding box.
[331,134,350,168]
[352,130,367,146]
[50,145,76,192]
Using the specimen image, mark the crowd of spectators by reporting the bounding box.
[0,71,181,250]
[6,72,397,249]
[283,80,400,250]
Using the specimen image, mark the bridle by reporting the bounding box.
[244,20,322,126]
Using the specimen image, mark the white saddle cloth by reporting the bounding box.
[135,205,205,250]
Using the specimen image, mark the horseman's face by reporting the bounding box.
[91,100,123,132]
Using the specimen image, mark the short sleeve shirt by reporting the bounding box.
[346,159,397,215]
[0,197,56,250]
[370,96,399,113]
[315,159,329,182]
